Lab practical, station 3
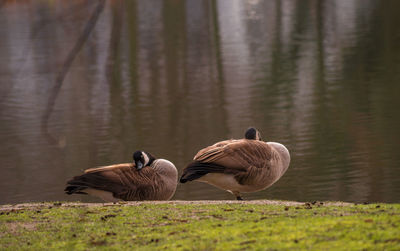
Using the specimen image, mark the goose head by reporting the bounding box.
[133,151,155,170]
[245,127,262,141]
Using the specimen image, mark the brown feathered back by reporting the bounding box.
[194,139,273,170]
[65,160,178,201]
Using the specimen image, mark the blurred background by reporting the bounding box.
[0,0,399,204]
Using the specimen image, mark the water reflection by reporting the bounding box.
[0,0,399,204]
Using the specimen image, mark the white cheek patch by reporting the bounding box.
[143,153,150,166]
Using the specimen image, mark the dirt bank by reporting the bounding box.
[0,200,353,212]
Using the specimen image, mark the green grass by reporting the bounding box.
[0,201,399,250]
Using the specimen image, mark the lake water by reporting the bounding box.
[1,0,399,204]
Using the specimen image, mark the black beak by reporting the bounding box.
[136,161,143,170]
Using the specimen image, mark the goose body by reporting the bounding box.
[65,151,178,202]
[180,128,290,200]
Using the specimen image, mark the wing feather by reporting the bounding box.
[66,165,160,200]
[194,140,272,169]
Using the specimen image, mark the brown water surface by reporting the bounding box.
[0,0,399,204]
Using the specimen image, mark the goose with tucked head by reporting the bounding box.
[65,151,178,202]
[180,127,290,200]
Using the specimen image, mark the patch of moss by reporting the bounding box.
[0,202,399,250]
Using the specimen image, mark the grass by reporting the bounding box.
[0,201,399,250]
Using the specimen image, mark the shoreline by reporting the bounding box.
[0,200,354,210]
[0,200,356,211]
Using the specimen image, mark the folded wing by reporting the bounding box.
[194,140,272,169]
[181,140,273,183]
[65,164,159,201]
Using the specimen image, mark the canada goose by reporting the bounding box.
[65,151,178,202]
[180,128,290,200]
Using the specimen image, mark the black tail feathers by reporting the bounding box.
[64,184,88,195]
[64,173,109,195]
[64,176,89,195]
[179,161,226,183]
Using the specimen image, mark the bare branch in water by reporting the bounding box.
[31,1,96,37]
[0,1,92,106]
[41,0,106,145]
